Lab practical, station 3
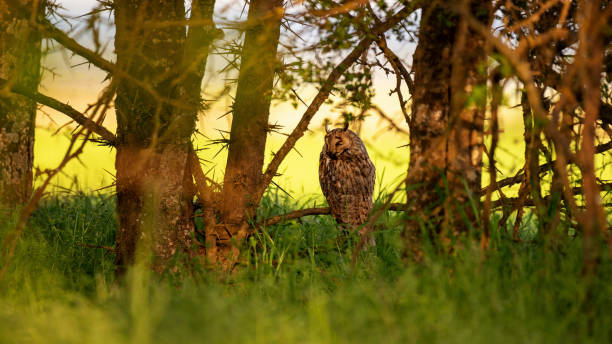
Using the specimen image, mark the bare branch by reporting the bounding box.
[258,207,331,227]
[491,183,612,210]
[376,34,415,96]
[257,203,406,227]
[39,19,114,73]
[370,105,409,136]
[1,78,117,145]
[80,243,116,252]
[39,19,187,111]
[481,140,612,195]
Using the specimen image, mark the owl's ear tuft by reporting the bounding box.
[343,121,349,131]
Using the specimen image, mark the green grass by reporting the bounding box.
[1,193,611,344]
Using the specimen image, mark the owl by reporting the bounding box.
[319,123,376,240]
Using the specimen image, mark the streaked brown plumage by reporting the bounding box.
[319,124,375,233]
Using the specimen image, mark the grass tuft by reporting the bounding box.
[1,193,611,343]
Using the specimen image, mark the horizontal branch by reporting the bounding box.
[257,3,419,202]
[79,243,116,252]
[491,183,612,210]
[256,178,612,227]
[481,140,612,195]
[1,78,117,145]
[259,207,331,226]
[257,203,406,227]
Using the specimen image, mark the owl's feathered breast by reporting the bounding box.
[319,130,375,226]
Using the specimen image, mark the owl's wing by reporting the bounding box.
[362,157,375,197]
[319,149,332,201]
[351,144,375,198]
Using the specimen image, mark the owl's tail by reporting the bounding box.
[332,194,372,226]
[358,226,376,249]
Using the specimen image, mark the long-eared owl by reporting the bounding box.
[319,123,376,231]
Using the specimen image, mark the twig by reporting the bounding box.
[376,36,415,96]
[80,243,115,252]
[370,105,410,136]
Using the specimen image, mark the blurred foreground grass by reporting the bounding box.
[1,193,611,343]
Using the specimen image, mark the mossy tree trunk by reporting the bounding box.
[215,0,283,266]
[0,0,42,208]
[113,0,217,274]
[404,1,489,258]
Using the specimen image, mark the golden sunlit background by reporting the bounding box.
[4,1,612,342]
[36,0,531,198]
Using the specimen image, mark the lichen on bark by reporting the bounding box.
[0,1,42,208]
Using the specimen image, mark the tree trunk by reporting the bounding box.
[0,1,42,208]
[576,0,608,274]
[113,0,202,274]
[404,1,489,259]
[216,0,283,266]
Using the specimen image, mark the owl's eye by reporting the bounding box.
[335,141,342,146]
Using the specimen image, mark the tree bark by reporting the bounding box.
[113,0,213,274]
[404,1,489,259]
[0,0,42,208]
[576,0,608,274]
[217,0,283,265]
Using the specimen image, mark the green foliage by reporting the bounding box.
[1,194,611,343]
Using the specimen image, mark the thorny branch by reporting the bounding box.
[0,77,117,145]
